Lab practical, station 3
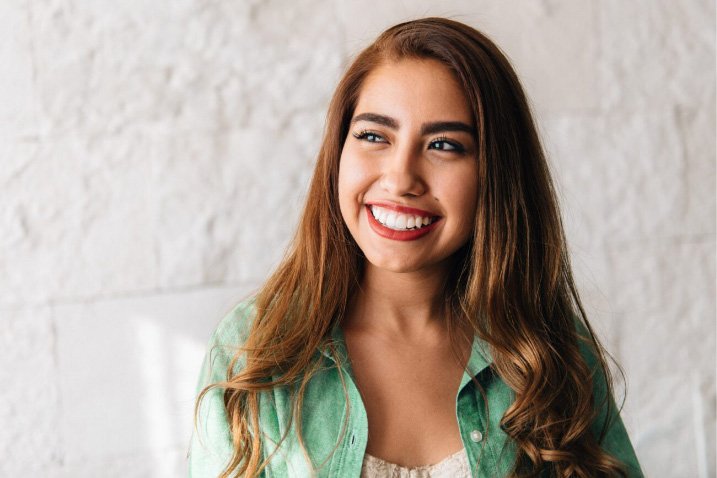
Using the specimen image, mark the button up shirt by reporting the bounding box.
[189,300,644,477]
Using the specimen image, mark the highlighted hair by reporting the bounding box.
[196,17,627,477]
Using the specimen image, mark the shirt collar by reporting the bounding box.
[459,332,493,390]
[320,324,351,369]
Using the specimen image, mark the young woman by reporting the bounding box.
[190,18,643,478]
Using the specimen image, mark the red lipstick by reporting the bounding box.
[365,205,441,241]
[367,202,439,217]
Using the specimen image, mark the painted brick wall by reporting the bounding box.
[1,1,714,476]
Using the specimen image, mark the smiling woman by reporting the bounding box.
[190,18,644,478]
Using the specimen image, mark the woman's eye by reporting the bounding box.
[352,131,386,143]
[429,138,464,153]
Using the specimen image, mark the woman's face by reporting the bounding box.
[338,58,479,274]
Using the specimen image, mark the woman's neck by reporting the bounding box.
[344,262,451,343]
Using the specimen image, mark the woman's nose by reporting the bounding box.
[379,145,426,197]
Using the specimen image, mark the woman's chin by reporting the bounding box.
[362,254,443,275]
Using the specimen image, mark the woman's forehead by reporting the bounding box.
[353,58,473,126]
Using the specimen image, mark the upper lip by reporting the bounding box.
[365,201,441,218]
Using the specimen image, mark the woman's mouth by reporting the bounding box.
[365,204,441,241]
[369,205,436,230]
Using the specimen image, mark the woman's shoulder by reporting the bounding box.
[199,296,258,382]
[210,296,257,347]
[571,318,644,476]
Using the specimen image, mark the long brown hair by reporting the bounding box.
[196,17,627,477]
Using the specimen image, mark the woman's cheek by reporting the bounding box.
[338,154,364,221]
[339,153,374,203]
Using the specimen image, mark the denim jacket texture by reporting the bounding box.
[188,299,644,477]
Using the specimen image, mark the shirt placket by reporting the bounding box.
[458,380,496,477]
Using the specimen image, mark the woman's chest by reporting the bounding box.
[256,338,516,477]
[344,334,468,465]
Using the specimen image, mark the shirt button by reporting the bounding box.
[470,430,483,442]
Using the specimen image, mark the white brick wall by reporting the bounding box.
[1,1,714,476]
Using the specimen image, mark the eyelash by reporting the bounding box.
[352,130,385,143]
[352,130,466,153]
[429,135,465,153]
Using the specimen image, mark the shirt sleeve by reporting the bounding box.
[188,300,257,478]
[578,326,645,478]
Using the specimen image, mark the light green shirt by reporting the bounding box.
[188,299,644,477]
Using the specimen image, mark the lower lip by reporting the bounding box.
[365,206,440,241]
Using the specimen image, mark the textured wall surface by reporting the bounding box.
[1,1,714,476]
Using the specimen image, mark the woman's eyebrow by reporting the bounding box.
[351,112,473,135]
[351,112,399,129]
[420,121,473,135]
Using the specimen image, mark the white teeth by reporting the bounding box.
[395,215,407,229]
[369,205,435,231]
[386,212,397,228]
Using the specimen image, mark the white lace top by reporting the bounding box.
[360,448,471,478]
